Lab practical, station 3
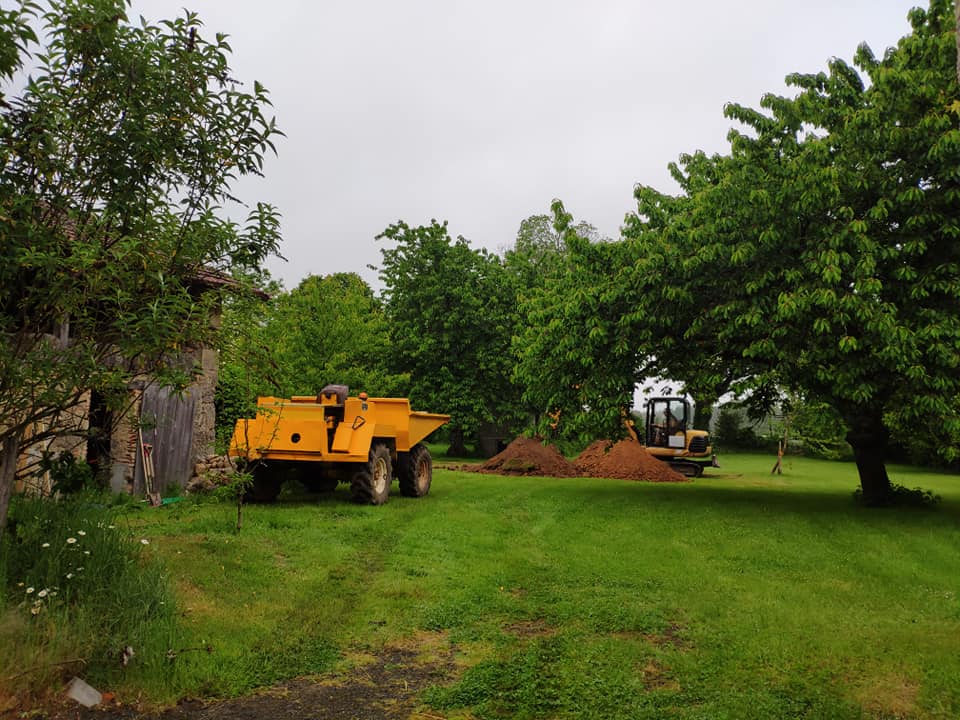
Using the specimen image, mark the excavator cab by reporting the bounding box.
[642,397,716,477]
[646,397,690,448]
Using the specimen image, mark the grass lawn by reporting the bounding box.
[125,452,960,718]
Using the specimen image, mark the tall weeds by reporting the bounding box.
[0,493,176,706]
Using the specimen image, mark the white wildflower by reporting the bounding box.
[83,550,90,555]
[41,542,50,548]
[66,537,77,544]
[26,587,34,594]
[140,539,150,545]
[38,589,48,598]
[30,606,41,615]
[66,573,74,579]
[78,530,86,536]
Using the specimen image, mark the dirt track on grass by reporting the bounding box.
[29,636,458,720]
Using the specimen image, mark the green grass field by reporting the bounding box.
[115,453,960,718]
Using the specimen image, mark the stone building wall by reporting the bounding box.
[190,346,219,470]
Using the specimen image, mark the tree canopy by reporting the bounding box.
[616,0,958,502]
[0,0,282,535]
[376,220,523,454]
[215,272,408,444]
[512,201,642,446]
[511,0,959,502]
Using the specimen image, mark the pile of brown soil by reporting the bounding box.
[472,435,688,483]
[475,436,579,477]
[574,439,688,483]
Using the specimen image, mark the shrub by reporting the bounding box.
[713,406,763,450]
[39,451,100,494]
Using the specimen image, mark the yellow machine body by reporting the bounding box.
[229,392,450,464]
[627,396,717,477]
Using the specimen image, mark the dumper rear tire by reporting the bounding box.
[398,443,432,497]
[351,443,392,505]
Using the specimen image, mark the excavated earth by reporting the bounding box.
[474,436,688,483]
[574,439,688,482]
[475,436,580,477]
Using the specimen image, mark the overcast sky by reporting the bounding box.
[134,0,922,291]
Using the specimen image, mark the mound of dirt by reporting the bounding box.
[574,439,688,483]
[475,436,579,477]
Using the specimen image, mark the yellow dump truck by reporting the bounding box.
[229,385,450,504]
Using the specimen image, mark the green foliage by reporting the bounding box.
[39,450,99,494]
[1,493,176,696]
[0,0,282,533]
[713,407,762,451]
[513,201,640,445]
[504,212,602,293]
[215,273,405,446]
[0,2,35,88]
[853,483,941,508]
[376,220,523,450]
[790,399,852,460]
[263,274,405,396]
[613,0,960,503]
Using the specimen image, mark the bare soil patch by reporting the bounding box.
[503,619,558,638]
[29,636,459,720]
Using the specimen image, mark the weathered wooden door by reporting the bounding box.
[134,386,196,496]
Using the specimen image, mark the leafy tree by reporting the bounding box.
[504,212,602,292]
[0,0,281,537]
[621,0,959,504]
[788,398,852,461]
[216,273,407,445]
[513,201,642,445]
[376,220,522,455]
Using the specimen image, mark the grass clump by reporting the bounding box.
[0,492,176,706]
[853,482,942,507]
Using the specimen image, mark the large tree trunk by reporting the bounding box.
[0,431,21,544]
[846,414,892,506]
[446,426,468,457]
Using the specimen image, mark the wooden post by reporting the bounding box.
[771,440,784,475]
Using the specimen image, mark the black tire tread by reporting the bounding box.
[398,443,432,498]
[350,443,392,505]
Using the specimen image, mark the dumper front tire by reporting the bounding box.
[351,443,392,505]
[398,443,432,498]
[245,464,283,503]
